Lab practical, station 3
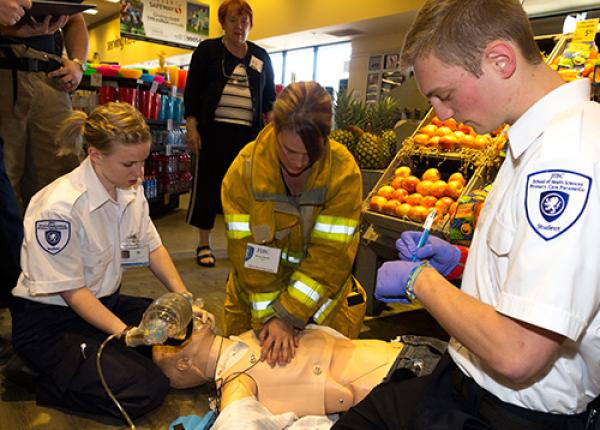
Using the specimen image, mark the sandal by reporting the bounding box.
[196,245,216,267]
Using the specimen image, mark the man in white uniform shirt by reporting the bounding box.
[334,1,600,429]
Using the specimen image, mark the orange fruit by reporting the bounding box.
[419,124,438,137]
[391,188,408,202]
[369,195,387,211]
[401,175,420,193]
[395,203,412,218]
[422,167,441,182]
[435,126,453,137]
[377,185,395,199]
[439,134,459,151]
[430,180,448,198]
[383,199,401,215]
[421,195,438,208]
[394,165,411,178]
[416,179,434,196]
[448,172,466,187]
[405,192,423,206]
[413,133,430,145]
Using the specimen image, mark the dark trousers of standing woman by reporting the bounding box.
[333,353,589,430]
[10,293,170,420]
[0,137,23,308]
[186,121,255,230]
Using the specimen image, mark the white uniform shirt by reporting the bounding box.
[449,79,600,414]
[12,157,162,306]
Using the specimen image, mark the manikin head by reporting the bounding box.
[152,314,220,389]
[401,0,545,133]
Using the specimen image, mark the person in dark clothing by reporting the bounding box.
[0,1,88,210]
[184,0,275,267]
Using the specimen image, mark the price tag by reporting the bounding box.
[90,73,102,87]
[572,18,599,43]
[150,81,159,94]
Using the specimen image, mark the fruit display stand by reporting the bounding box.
[354,110,503,315]
[546,26,600,98]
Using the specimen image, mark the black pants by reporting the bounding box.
[186,121,255,230]
[333,353,588,430]
[0,137,23,307]
[10,293,170,419]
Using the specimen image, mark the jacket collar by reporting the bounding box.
[507,79,591,160]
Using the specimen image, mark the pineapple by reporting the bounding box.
[330,90,365,153]
[330,92,401,169]
[352,128,389,169]
[381,129,398,164]
[352,97,401,168]
[330,129,357,153]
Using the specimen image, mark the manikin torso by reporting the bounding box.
[223,328,403,416]
[154,323,404,417]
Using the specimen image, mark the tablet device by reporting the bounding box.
[26,1,95,20]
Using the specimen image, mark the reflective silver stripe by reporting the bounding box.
[228,221,250,231]
[313,298,333,322]
[252,300,273,311]
[290,279,321,303]
[288,255,301,263]
[313,222,356,236]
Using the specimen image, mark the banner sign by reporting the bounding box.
[120,0,209,49]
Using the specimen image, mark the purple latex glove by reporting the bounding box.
[396,231,460,277]
[375,260,423,303]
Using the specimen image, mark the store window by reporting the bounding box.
[270,51,284,85]
[283,47,314,85]
[268,42,351,93]
[315,43,351,92]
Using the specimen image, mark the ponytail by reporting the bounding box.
[55,103,150,158]
[56,110,87,157]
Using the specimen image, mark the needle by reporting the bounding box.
[411,209,437,262]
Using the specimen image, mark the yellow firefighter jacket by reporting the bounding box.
[221,124,365,337]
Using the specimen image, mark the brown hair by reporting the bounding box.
[272,81,332,164]
[218,0,253,27]
[401,0,542,77]
[56,102,151,157]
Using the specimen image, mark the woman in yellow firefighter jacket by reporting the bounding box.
[221,81,366,367]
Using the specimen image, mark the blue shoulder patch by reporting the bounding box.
[35,220,71,255]
[525,169,591,241]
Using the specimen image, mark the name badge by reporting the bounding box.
[249,55,263,73]
[244,243,280,273]
[120,236,149,267]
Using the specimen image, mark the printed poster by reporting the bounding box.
[120,0,209,49]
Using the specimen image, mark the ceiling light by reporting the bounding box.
[83,8,98,14]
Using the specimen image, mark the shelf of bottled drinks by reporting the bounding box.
[74,74,193,215]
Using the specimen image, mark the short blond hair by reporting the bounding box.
[401,0,542,77]
[56,102,151,157]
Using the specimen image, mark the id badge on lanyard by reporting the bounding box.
[120,235,149,267]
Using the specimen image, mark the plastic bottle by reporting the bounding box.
[137,292,193,345]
